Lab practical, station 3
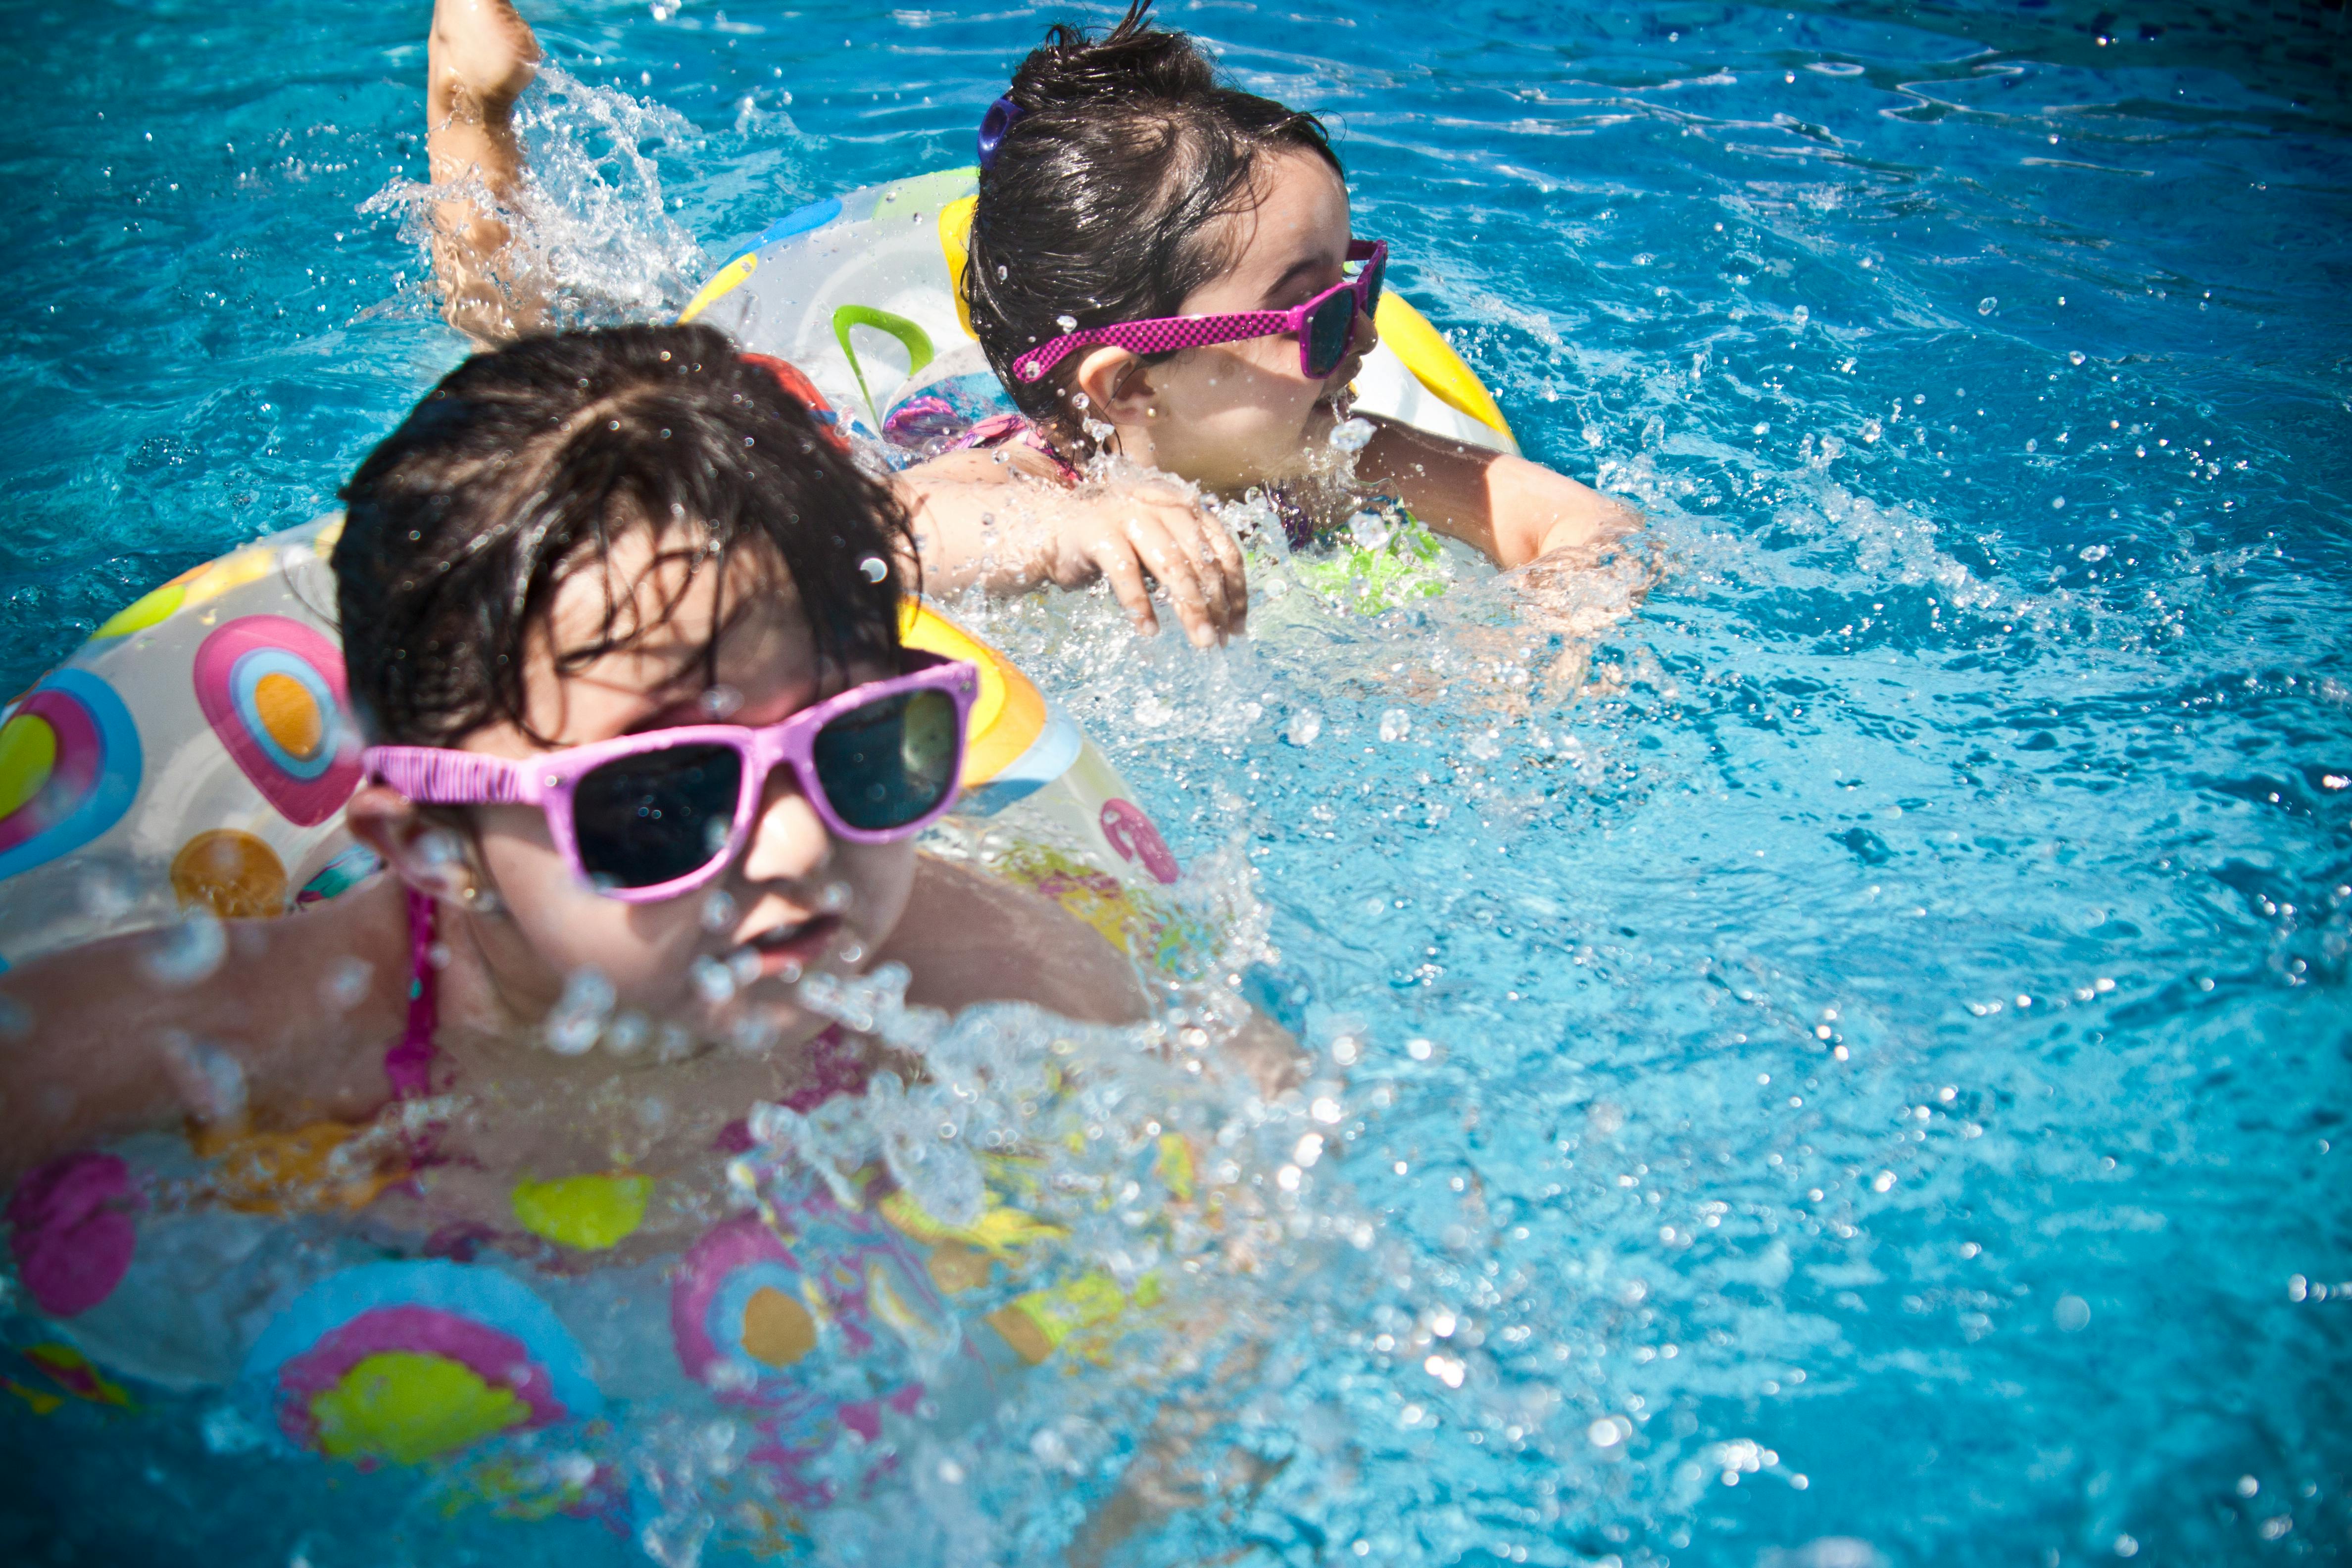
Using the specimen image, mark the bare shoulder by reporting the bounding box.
[899,443,1069,490]
[882,855,1147,1025]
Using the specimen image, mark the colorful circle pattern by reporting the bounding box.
[192,616,361,827]
[670,1207,954,1505]
[242,1260,601,1468]
[0,670,142,884]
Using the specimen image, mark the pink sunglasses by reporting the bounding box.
[1010,240,1387,387]
[363,654,978,903]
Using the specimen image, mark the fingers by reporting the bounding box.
[1086,536,1160,638]
[1126,493,1248,645]
[1122,513,1218,648]
[1054,487,1251,646]
[1197,511,1249,637]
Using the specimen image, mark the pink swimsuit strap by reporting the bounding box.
[951,412,1082,485]
[382,888,866,1112]
[384,888,438,1101]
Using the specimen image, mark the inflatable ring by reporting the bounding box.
[681,167,1519,460]
[0,517,1194,973]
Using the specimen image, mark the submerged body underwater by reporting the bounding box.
[2,0,2348,1564]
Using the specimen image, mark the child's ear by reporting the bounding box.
[1070,346,1154,428]
[345,784,477,902]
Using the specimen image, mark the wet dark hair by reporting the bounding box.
[964,0,1342,442]
[335,323,913,748]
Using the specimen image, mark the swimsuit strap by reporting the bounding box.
[384,888,438,1101]
[951,412,1083,485]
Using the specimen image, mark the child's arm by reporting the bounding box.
[425,0,546,345]
[0,889,407,1180]
[897,452,1250,648]
[1356,414,1642,568]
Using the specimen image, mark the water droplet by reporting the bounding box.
[858,555,888,584]
[691,954,736,1004]
[1285,709,1323,747]
[1378,708,1412,743]
[320,957,374,1011]
[1327,416,1375,453]
[603,1013,649,1056]
[1978,296,1998,315]
[144,910,227,987]
[1588,1418,1623,1447]
[2055,1294,2091,1331]
[545,967,616,1055]
[2068,350,2088,366]
[1056,314,1078,332]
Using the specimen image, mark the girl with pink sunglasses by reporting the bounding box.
[899,0,1641,616]
[0,326,1248,1208]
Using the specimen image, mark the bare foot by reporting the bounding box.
[429,0,540,125]
[424,0,546,344]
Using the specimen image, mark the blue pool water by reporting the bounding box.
[3,0,2350,1564]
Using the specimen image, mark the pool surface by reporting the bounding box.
[2,0,2348,1564]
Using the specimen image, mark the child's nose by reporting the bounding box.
[1354,303,1381,354]
[737,766,833,886]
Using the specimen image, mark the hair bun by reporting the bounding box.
[1008,0,1214,112]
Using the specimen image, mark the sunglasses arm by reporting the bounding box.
[363,748,540,808]
[1013,310,1300,384]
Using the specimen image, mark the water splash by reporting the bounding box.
[361,67,708,330]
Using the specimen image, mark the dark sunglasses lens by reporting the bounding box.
[1306,292,1356,379]
[811,688,961,833]
[573,743,742,890]
[1361,249,1385,313]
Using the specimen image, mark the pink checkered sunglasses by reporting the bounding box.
[363,653,977,902]
[1010,240,1387,386]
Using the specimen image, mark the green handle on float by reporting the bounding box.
[832,305,935,425]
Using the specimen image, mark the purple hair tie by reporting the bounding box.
[977,95,1025,171]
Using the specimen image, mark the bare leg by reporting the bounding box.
[426,0,545,345]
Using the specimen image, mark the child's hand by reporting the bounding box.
[1043,485,1248,647]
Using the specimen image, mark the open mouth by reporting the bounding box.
[737,913,841,980]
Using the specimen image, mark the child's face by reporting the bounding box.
[1112,149,1373,492]
[454,530,916,1048]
